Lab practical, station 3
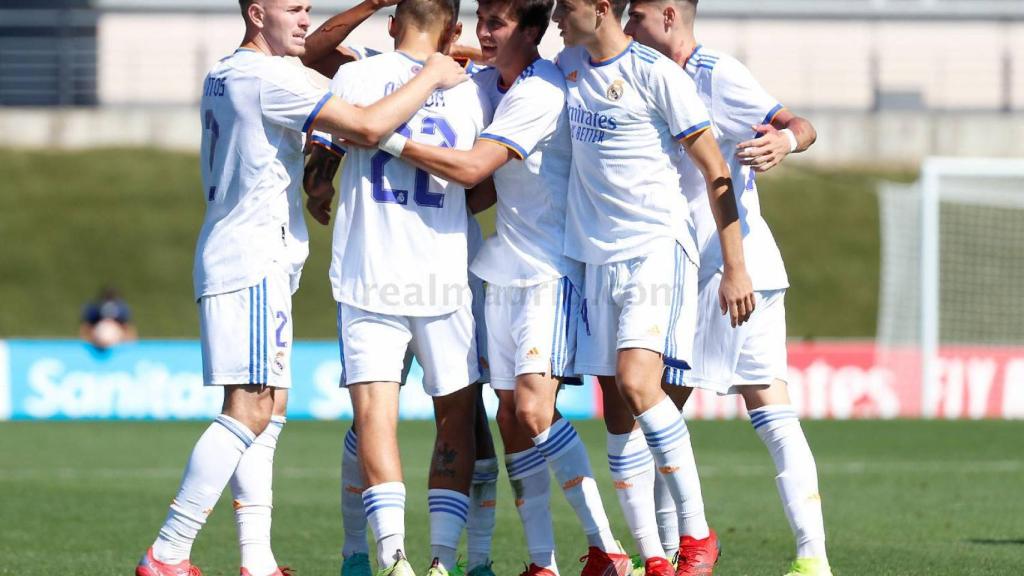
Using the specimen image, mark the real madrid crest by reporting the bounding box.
[272,351,287,376]
[606,79,625,101]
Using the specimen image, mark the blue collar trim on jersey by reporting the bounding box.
[497,56,542,93]
[589,41,632,67]
[396,51,425,66]
[682,44,703,70]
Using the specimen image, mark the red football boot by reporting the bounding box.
[579,546,632,576]
[519,564,559,576]
[135,548,202,576]
[675,530,721,576]
[644,556,676,576]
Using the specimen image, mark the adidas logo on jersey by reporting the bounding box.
[565,70,578,83]
[524,347,541,360]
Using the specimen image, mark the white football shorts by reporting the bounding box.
[337,301,480,397]
[575,240,698,377]
[199,263,294,389]
[665,272,788,394]
[485,273,582,391]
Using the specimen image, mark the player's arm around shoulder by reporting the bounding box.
[399,136,512,189]
[391,76,510,189]
[300,0,399,76]
[736,108,816,173]
[717,57,817,173]
[311,53,470,147]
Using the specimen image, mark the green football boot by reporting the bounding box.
[342,553,373,576]
[784,558,833,576]
[376,552,416,576]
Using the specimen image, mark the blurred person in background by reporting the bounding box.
[79,286,137,350]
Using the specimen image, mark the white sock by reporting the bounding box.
[636,398,709,540]
[751,405,828,561]
[466,458,498,570]
[341,428,370,558]
[506,448,558,573]
[607,430,664,561]
[230,415,285,576]
[533,418,617,552]
[653,469,679,559]
[428,489,469,571]
[152,414,256,564]
[363,482,407,568]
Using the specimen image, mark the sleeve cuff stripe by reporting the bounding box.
[479,133,527,160]
[302,92,333,133]
[676,121,711,141]
[310,134,346,157]
[761,104,785,126]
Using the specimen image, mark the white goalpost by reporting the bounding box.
[877,158,1024,416]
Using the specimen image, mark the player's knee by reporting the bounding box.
[222,386,274,434]
[615,377,648,407]
[514,396,546,437]
[495,396,519,436]
[237,404,272,435]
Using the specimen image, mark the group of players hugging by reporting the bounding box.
[134,1,830,576]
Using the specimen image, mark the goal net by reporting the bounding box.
[877,158,1024,415]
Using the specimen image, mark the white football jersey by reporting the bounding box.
[556,42,709,265]
[470,59,581,287]
[194,49,330,299]
[328,51,491,316]
[678,46,789,290]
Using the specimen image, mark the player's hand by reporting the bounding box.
[736,124,789,173]
[306,192,334,226]
[450,44,485,63]
[423,53,469,90]
[303,162,336,226]
[718,266,755,327]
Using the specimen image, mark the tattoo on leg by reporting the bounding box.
[431,442,458,479]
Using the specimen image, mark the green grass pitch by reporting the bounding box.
[1,419,1021,575]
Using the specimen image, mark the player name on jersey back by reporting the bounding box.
[328,51,491,317]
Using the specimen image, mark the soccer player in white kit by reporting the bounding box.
[133,2,469,576]
[302,0,492,574]
[392,0,630,574]
[300,11,502,576]
[624,2,830,575]
[552,0,754,574]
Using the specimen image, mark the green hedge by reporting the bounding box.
[0,149,911,339]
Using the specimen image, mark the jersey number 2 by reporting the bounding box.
[370,116,456,208]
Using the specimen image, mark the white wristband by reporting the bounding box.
[780,128,798,153]
[378,131,408,157]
